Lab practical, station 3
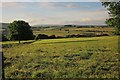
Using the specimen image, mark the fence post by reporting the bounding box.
[0,52,5,80]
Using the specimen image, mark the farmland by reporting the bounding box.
[2,29,119,79]
[32,27,115,37]
[1,1,120,79]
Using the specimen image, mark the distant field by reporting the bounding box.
[33,27,115,37]
[2,36,119,78]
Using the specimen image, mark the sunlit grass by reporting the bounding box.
[2,36,119,78]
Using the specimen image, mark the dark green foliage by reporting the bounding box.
[35,34,56,40]
[35,34,49,40]
[7,20,34,42]
[49,35,56,39]
[102,1,120,35]
[66,33,109,38]
[2,34,8,41]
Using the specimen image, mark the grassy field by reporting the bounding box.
[33,27,115,36]
[2,36,119,78]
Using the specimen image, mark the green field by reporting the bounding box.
[33,27,115,36]
[2,36,119,78]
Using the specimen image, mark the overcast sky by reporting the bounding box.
[1,1,109,25]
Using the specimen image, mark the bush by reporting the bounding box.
[66,33,96,38]
[56,36,64,38]
[35,34,49,40]
[96,33,109,37]
[48,35,56,39]
[35,34,58,40]
[82,33,96,37]
[66,34,77,38]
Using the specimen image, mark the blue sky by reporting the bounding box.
[1,2,109,25]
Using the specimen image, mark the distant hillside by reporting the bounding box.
[32,24,108,28]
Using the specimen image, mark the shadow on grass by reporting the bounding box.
[22,40,36,44]
[40,40,98,44]
[2,40,36,48]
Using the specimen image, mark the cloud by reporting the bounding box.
[28,12,108,25]
[80,17,107,22]
[63,17,107,25]
[0,3,2,8]
[46,9,109,25]
[1,2,109,25]
[38,2,83,9]
[2,9,108,25]
[2,2,81,9]
[1,0,101,2]
[2,2,26,9]
[1,0,119,2]
[80,18,91,22]
[51,9,109,20]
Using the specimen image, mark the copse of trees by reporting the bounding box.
[7,20,34,43]
[102,1,120,35]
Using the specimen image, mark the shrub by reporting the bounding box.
[56,36,64,38]
[35,34,49,40]
[66,34,77,38]
[82,33,96,37]
[96,33,109,37]
[48,35,56,39]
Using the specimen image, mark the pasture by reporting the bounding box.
[2,36,119,78]
[33,27,115,37]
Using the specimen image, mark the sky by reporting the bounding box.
[1,0,101,2]
[1,1,110,26]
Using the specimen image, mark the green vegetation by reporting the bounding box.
[7,20,34,43]
[1,1,120,79]
[2,36,119,78]
[33,27,115,37]
[102,1,120,35]
[2,24,119,79]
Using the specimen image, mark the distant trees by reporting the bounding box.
[102,1,120,35]
[7,20,34,43]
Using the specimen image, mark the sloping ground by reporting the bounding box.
[2,36,119,79]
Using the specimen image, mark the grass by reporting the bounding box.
[2,36,119,78]
[33,27,115,36]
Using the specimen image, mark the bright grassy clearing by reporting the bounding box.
[2,36,119,78]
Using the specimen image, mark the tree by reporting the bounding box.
[7,20,34,43]
[102,1,120,35]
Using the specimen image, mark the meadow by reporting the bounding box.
[1,27,119,79]
[33,27,115,37]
